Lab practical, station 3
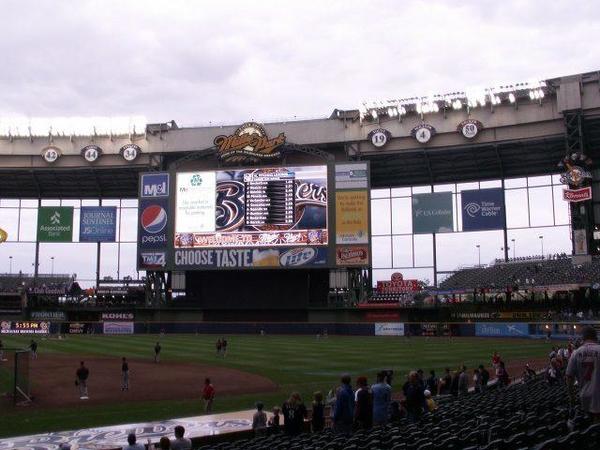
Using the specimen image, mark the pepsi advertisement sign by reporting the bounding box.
[79,207,117,242]
[461,188,505,231]
[139,197,169,249]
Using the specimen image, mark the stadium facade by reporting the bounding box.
[0,70,600,312]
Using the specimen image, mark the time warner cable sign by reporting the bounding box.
[138,172,170,269]
[461,188,505,231]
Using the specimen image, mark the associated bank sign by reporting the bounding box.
[461,188,505,231]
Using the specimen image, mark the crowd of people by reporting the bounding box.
[243,352,514,438]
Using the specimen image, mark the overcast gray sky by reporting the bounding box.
[1,0,599,126]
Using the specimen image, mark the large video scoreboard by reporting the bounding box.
[137,162,370,271]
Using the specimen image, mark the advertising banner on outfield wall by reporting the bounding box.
[336,190,369,244]
[103,321,134,335]
[101,312,135,321]
[37,207,74,242]
[374,322,405,336]
[79,207,117,242]
[475,322,529,337]
[461,188,505,231]
[174,246,328,269]
[412,192,453,234]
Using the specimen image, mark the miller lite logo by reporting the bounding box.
[279,247,317,266]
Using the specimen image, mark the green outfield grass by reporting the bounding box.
[0,334,557,439]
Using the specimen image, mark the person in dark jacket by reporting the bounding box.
[354,376,373,430]
[311,391,325,432]
[281,392,307,436]
[497,361,510,386]
[439,367,452,395]
[450,370,460,397]
[333,374,354,435]
[426,370,438,395]
[478,365,490,392]
[458,366,469,396]
[404,371,425,422]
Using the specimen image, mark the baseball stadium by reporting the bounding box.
[1,70,600,450]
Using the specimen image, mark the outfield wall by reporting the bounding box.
[1,320,586,339]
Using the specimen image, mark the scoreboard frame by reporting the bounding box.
[137,161,371,271]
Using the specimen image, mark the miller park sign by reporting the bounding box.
[214,122,286,164]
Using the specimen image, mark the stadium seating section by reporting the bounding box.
[198,379,599,450]
[440,256,600,291]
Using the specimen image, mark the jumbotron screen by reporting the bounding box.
[175,166,328,252]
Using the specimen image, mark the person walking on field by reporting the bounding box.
[121,357,129,391]
[215,338,222,357]
[30,339,38,359]
[76,361,90,399]
[154,342,161,363]
[202,378,215,413]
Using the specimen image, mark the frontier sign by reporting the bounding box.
[563,186,592,203]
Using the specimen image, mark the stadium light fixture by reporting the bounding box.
[0,116,147,138]
[357,78,549,123]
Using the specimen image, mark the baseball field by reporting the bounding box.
[0,334,557,439]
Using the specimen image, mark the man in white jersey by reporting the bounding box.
[566,326,600,421]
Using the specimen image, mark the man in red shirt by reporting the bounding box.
[202,377,215,413]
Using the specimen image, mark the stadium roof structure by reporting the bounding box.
[0,71,599,197]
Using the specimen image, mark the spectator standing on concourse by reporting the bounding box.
[567,326,600,423]
[282,392,307,436]
[372,371,392,426]
[123,433,144,450]
[354,376,373,430]
[458,366,469,395]
[252,402,268,436]
[170,425,191,450]
[404,371,425,422]
[473,368,482,393]
[478,365,490,392]
[333,375,355,435]
[425,370,438,395]
[311,391,325,432]
[439,367,452,395]
[497,361,510,386]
